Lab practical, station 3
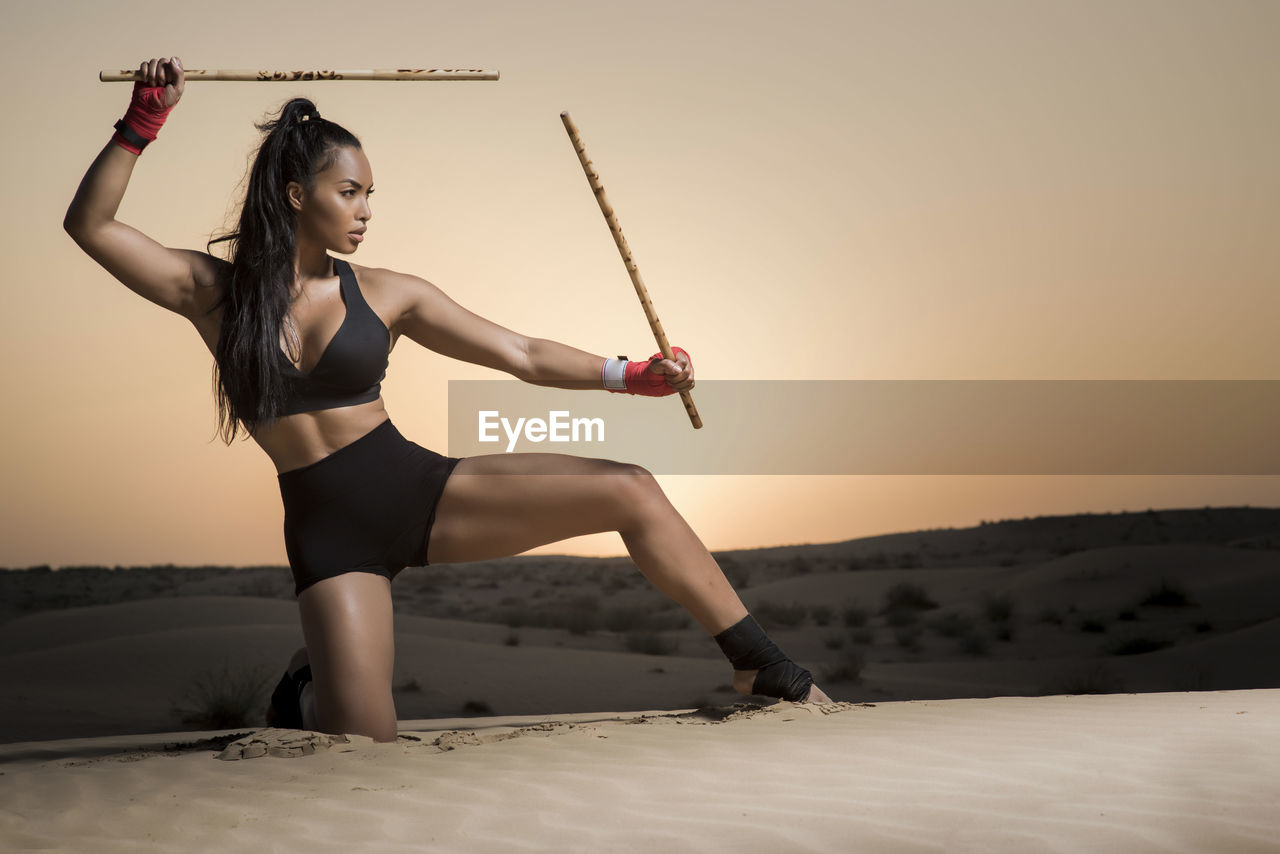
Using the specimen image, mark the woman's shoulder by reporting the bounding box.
[348,260,405,283]
[345,262,420,331]
[347,262,436,304]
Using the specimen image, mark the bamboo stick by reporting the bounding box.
[100,68,499,82]
[560,110,703,430]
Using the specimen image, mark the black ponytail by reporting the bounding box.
[204,98,362,444]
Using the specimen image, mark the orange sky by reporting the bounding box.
[3,0,1278,568]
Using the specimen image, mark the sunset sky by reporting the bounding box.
[2,0,1277,569]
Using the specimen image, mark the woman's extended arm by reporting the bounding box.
[389,268,693,392]
[63,56,223,320]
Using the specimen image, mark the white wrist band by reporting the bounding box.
[603,356,628,390]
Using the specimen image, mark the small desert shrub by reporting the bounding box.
[1106,636,1172,656]
[880,582,938,614]
[994,623,1015,642]
[850,627,875,645]
[462,699,493,715]
[1079,617,1107,633]
[982,593,1014,623]
[603,573,631,594]
[894,625,922,651]
[842,605,869,628]
[811,605,834,626]
[1140,580,1194,608]
[170,660,273,730]
[1116,609,1137,621]
[395,678,423,693]
[754,601,808,630]
[505,632,520,646]
[625,632,680,656]
[823,633,846,650]
[1194,621,1213,633]
[927,611,975,638]
[1038,607,1063,625]
[822,645,866,683]
[789,555,814,575]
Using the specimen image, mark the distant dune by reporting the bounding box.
[1,506,1276,744]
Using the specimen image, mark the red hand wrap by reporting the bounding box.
[111,82,175,154]
[609,346,691,397]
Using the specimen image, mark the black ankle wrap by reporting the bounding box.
[713,615,813,702]
[268,664,312,730]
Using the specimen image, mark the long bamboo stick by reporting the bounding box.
[100,68,499,82]
[560,110,702,430]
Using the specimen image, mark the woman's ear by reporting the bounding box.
[285,181,305,213]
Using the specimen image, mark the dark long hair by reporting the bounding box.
[204,97,362,444]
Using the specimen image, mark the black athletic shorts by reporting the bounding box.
[277,417,463,597]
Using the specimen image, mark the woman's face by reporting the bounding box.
[287,145,374,254]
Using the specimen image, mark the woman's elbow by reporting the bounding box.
[62,205,100,240]
[508,336,535,381]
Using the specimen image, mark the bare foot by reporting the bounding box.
[806,683,833,703]
[732,669,832,703]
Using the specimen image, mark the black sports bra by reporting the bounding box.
[277,257,389,416]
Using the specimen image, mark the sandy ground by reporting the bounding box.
[2,510,1278,850]
[2,690,1277,853]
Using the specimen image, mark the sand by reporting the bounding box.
[2,690,1277,853]
[4,510,1278,850]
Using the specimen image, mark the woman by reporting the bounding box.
[64,56,830,743]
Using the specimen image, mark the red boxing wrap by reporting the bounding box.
[608,346,691,397]
[111,81,175,154]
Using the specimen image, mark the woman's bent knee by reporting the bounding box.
[612,462,668,525]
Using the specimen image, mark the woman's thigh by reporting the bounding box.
[426,452,664,565]
[296,571,397,738]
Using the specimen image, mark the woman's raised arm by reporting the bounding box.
[63,56,225,320]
